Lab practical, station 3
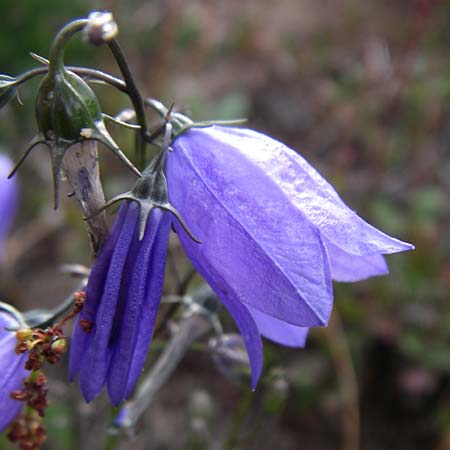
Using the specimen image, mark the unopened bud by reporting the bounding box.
[208,334,250,384]
[16,329,33,342]
[85,11,118,46]
[51,338,67,354]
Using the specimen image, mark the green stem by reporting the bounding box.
[48,19,89,75]
[103,430,120,450]
[107,39,148,170]
[15,66,127,92]
[224,389,254,450]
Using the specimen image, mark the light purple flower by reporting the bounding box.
[70,125,413,403]
[166,125,414,387]
[0,307,28,432]
[69,203,171,406]
[0,154,18,261]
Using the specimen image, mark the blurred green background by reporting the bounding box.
[0,1,449,449]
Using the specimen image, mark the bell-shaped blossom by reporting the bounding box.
[166,125,414,387]
[0,154,18,261]
[0,307,28,432]
[69,203,172,406]
[70,124,413,403]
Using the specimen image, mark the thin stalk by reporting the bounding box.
[325,311,360,450]
[107,39,148,169]
[224,389,254,450]
[48,19,89,75]
[15,66,127,93]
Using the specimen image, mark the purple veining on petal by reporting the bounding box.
[176,126,413,257]
[168,132,333,327]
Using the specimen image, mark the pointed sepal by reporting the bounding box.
[91,124,199,243]
[28,62,141,207]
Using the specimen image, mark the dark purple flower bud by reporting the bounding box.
[69,203,172,405]
[0,154,18,262]
[166,125,414,388]
[0,306,28,432]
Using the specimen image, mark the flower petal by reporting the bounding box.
[186,270,262,388]
[185,126,413,256]
[168,130,333,327]
[245,304,309,348]
[325,238,389,282]
[77,204,138,402]
[123,212,172,399]
[107,210,171,405]
[68,204,128,381]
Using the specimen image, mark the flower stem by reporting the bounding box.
[48,19,89,75]
[107,39,148,170]
[224,388,254,450]
[325,311,360,450]
[15,66,128,92]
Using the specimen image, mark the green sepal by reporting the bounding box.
[10,66,140,209]
[88,124,200,243]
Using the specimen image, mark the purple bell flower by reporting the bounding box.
[69,203,172,405]
[0,307,28,432]
[0,154,18,262]
[70,124,413,403]
[166,125,414,387]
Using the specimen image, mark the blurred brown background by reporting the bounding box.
[0,1,449,449]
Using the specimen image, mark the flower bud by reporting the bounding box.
[208,334,250,384]
[84,11,118,46]
[10,63,140,209]
[15,329,33,342]
[51,338,67,355]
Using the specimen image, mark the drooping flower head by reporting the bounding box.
[69,203,171,405]
[165,125,414,386]
[0,154,18,262]
[69,126,193,405]
[70,123,413,403]
[0,304,28,432]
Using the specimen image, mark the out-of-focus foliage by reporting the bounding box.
[1,1,449,449]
